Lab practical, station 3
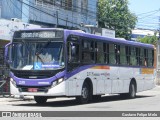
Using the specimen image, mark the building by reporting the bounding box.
[0,0,97,31]
[131,28,159,41]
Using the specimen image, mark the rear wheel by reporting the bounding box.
[128,82,136,98]
[34,96,48,104]
[120,82,136,99]
[76,82,90,104]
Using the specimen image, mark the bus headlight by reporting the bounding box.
[58,78,63,83]
[10,78,16,87]
[51,78,64,87]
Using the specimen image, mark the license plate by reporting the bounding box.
[28,88,38,92]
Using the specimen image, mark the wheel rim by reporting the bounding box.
[82,87,88,99]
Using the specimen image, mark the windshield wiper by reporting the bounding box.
[35,39,52,64]
[35,39,52,55]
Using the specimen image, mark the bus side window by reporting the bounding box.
[109,44,116,64]
[96,42,104,63]
[104,43,109,64]
[115,44,120,64]
[140,48,145,66]
[120,45,127,65]
[144,49,148,66]
[67,42,79,63]
[82,39,95,63]
[148,49,154,67]
[125,46,130,65]
[136,47,140,66]
[130,47,136,66]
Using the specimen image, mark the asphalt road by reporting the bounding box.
[0,86,160,119]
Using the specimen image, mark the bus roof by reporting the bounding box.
[15,28,154,49]
[65,29,154,49]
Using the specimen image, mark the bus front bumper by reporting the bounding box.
[10,81,66,96]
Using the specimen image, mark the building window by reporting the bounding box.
[81,0,88,14]
[63,0,72,10]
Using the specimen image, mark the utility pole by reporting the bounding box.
[157,15,160,85]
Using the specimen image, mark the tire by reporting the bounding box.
[34,96,47,104]
[76,82,90,104]
[128,82,136,99]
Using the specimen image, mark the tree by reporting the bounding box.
[137,32,158,46]
[98,0,137,39]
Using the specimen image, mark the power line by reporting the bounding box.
[137,9,160,16]
[138,10,159,19]
[17,0,80,26]
[6,0,22,18]
[10,0,29,19]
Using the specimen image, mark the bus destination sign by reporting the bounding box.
[21,31,55,38]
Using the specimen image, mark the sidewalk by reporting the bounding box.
[0,95,34,102]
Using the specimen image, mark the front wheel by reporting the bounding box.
[34,96,48,104]
[76,82,90,104]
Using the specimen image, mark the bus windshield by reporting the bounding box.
[10,41,64,70]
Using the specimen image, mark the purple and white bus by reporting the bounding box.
[5,28,156,104]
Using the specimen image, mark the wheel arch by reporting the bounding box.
[83,77,93,95]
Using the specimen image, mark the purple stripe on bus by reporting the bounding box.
[66,65,97,79]
[10,70,65,86]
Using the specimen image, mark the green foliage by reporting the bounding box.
[137,34,158,46]
[98,0,137,39]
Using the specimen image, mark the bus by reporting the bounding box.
[5,28,156,104]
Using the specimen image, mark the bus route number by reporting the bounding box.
[87,72,94,76]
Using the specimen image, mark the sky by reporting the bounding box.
[128,0,160,30]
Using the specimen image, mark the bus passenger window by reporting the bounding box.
[130,47,136,66]
[109,44,116,64]
[120,45,127,65]
[136,48,140,66]
[104,43,109,64]
[148,49,154,67]
[125,46,130,65]
[144,49,148,66]
[67,42,79,63]
[115,44,120,64]
[82,52,94,63]
[82,40,94,51]
[140,48,145,66]
[96,42,104,63]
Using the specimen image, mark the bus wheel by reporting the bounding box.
[76,82,90,104]
[34,96,47,104]
[128,82,136,99]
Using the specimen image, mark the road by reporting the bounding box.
[0,86,160,119]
